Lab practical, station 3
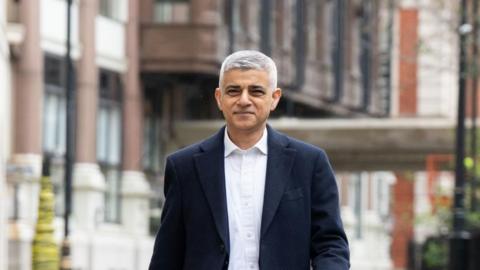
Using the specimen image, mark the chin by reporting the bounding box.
[231,122,262,132]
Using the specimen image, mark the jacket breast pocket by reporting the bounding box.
[282,187,304,201]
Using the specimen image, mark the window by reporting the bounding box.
[43,56,66,155]
[143,112,164,235]
[96,69,123,223]
[153,0,190,23]
[348,173,363,239]
[322,0,337,68]
[42,55,73,217]
[359,1,373,108]
[306,0,320,60]
[143,116,162,174]
[49,156,66,216]
[99,0,123,21]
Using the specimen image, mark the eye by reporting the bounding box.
[250,88,265,97]
[226,88,241,96]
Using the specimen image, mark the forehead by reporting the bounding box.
[221,69,269,87]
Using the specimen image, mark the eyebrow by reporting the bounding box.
[224,84,265,90]
[225,85,241,89]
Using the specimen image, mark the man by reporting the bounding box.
[149,50,349,270]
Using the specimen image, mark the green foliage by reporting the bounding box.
[423,240,448,269]
[467,211,480,229]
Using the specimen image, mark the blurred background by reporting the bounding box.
[1,0,479,269]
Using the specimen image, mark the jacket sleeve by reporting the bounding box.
[310,150,350,270]
[149,157,185,270]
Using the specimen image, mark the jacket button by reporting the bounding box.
[219,244,225,254]
[224,259,229,266]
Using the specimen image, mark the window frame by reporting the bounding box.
[153,0,191,24]
[42,54,74,217]
[96,69,124,224]
[99,0,124,22]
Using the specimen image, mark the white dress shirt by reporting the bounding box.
[224,128,268,270]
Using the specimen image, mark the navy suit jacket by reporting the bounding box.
[149,126,349,270]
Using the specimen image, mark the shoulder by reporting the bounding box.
[167,142,202,163]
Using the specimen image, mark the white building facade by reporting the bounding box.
[5,0,152,269]
[1,0,12,268]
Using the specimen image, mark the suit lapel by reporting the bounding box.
[261,126,297,237]
[194,128,230,253]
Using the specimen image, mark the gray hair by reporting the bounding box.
[219,50,278,90]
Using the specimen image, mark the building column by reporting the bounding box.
[1,0,11,268]
[396,8,418,116]
[391,172,415,270]
[9,0,43,269]
[73,0,105,232]
[121,0,150,238]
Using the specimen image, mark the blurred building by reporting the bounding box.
[1,0,11,268]
[5,0,152,269]
[140,0,397,269]
[2,0,461,270]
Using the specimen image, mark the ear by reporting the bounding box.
[215,88,223,111]
[270,88,282,111]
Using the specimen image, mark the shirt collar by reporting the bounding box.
[224,127,268,157]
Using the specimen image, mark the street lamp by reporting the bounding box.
[60,0,75,269]
[470,0,480,213]
[449,1,471,269]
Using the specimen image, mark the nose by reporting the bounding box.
[237,89,252,106]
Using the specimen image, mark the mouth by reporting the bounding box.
[233,111,254,115]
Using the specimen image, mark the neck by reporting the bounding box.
[226,125,266,150]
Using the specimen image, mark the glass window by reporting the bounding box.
[42,54,78,217]
[49,156,66,216]
[7,183,17,220]
[43,56,67,155]
[306,0,320,60]
[143,100,165,235]
[322,0,336,68]
[153,0,190,23]
[99,0,123,21]
[348,173,363,239]
[143,116,162,173]
[96,69,123,223]
[359,1,373,107]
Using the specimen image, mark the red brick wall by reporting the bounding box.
[398,9,419,116]
[391,173,415,268]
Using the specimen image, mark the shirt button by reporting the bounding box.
[246,232,252,238]
[249,263,255,269]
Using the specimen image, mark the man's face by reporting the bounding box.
[215,69,282,133]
